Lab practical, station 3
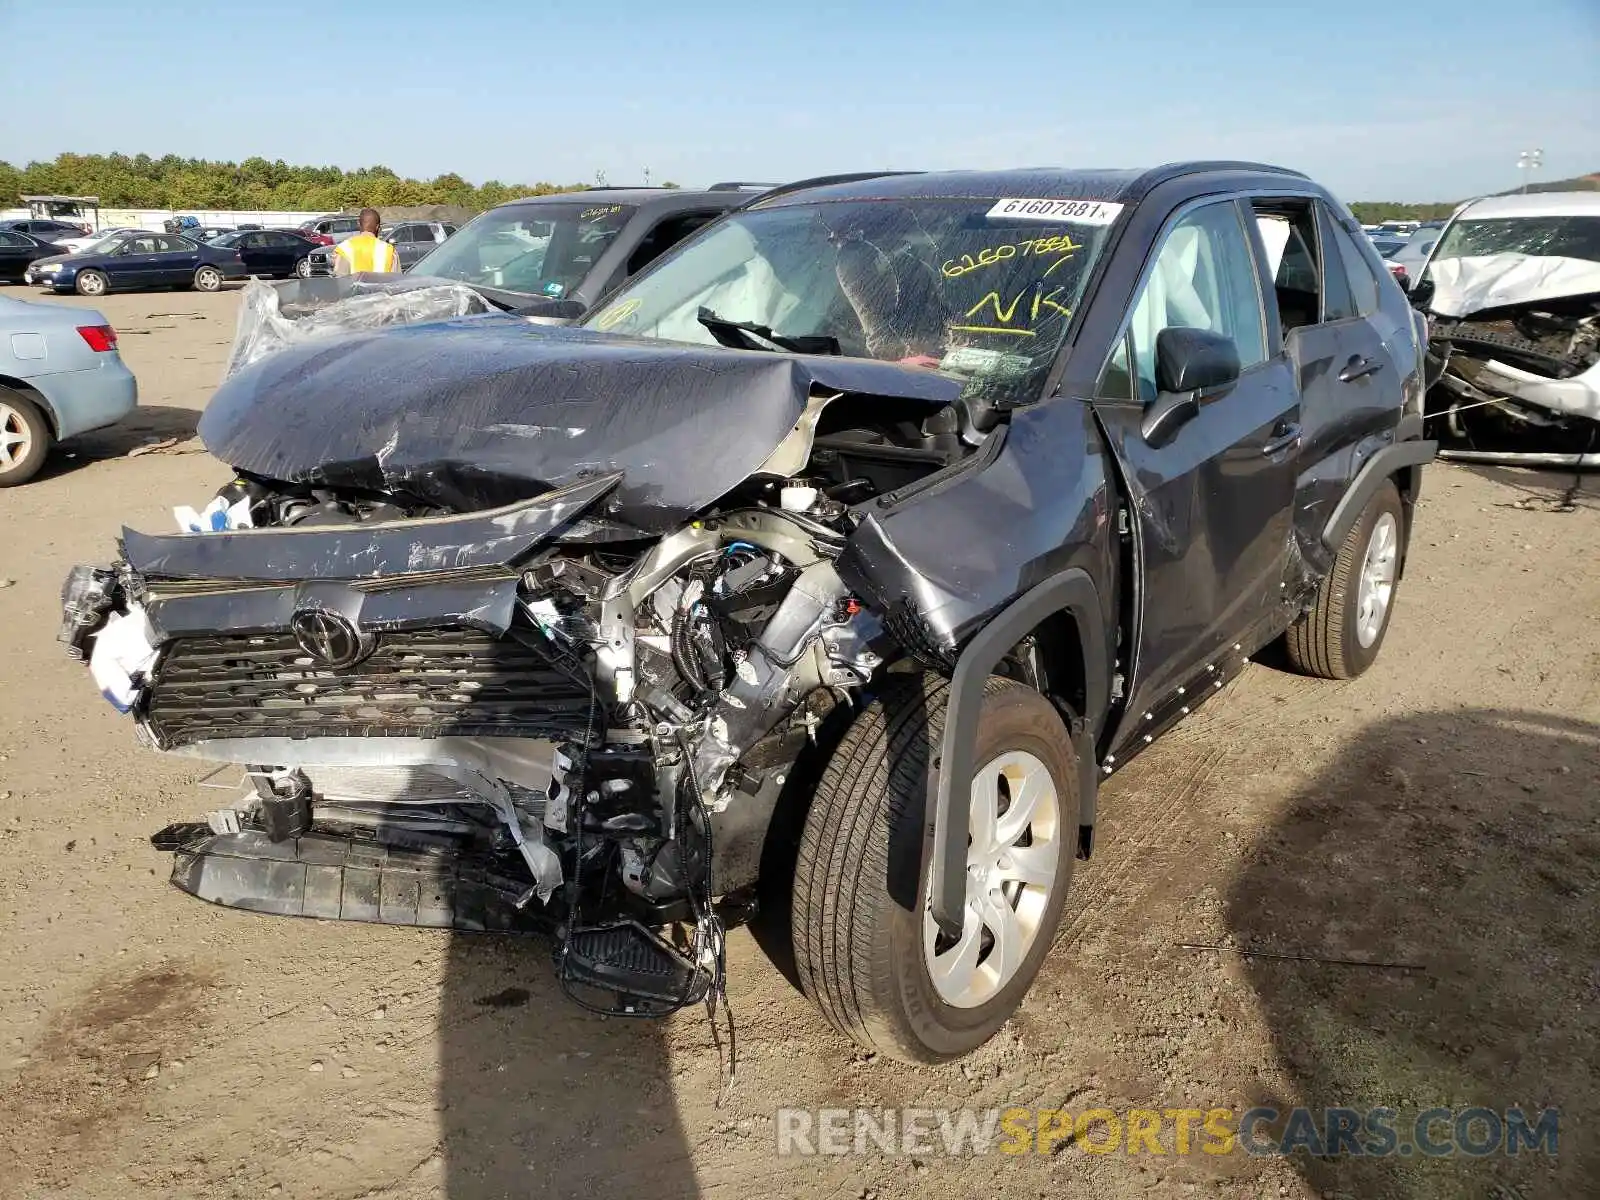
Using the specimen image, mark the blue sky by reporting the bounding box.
[2,0,1596,202]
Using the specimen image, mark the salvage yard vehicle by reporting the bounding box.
[1410,192,1600,466]
[27,231,248,295]
[59,163,1434,1063]
[0,295,136,485]
[403,185,766,308]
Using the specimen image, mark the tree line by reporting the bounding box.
[0,153,678,213]
[5,153,1589,219]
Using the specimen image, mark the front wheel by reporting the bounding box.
[1284,479,1406,679]
[74,269,108,297]
[295,257,312,278]
[0,388,53,486]
[792,673,1078,1063]
[192,265,223,292]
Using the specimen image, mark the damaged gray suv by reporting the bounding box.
[60,164,1435,1063]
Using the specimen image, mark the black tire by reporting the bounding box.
[74,269,108,297]
[0,387,53,486]
[192,265,223,292]
[792,673,1079,1063]
[1284,479,1406,679]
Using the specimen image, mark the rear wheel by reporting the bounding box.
[0,388,52,486]
[192,265,223,292]
[74,269,108,297]
[1285,480,1405,679]
[792,673,1078,1063]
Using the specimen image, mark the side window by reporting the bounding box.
[1252,202,1355,329]
[156,235,189,253]
[1096,334,1134,401]
[626,211,722,275]
[0,231,24,247]
[127,237,160,254]
[1323,209,1382,317]
[1123,201,1267,402]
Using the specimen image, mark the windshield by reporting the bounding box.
[409,201,636,297]
[1432,215,1600,264]
[75,234,128,256]
[581,197,1114,406]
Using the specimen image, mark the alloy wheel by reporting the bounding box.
[922,749,1061,1008]
[1356,511,1399,648]
[0,401,35,473]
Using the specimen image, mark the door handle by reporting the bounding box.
[1261,422,1302,456]
[1339,354,1382,382]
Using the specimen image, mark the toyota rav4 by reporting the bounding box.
[59,163,1434,1063]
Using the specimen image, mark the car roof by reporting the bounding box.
[1455,191,1600,220]
[487,185,761,215]
[748,162,1314,209]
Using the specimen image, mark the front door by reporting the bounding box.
[1091,198,1301,729]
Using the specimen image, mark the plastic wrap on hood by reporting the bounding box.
[199,319,961,526]
[1425,254,1600,319]
[224,275,494,378]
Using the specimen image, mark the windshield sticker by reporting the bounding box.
[942,233,1082,279]
[594,297,642,331]
[986,198,1124,225]
[949,284,1071,338]
[542,281,566,297]
[580,205,624,221]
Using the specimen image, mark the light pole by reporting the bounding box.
[1517,148,1543,194]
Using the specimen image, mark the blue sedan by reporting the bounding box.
[26,231,248,296]
[0,295,138,485]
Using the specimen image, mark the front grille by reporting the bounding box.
[146,626,590,749]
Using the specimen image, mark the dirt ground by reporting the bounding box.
[0,286,1596,1200]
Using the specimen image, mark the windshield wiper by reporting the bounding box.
[696,307,840,356]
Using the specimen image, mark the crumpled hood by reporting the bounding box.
[1426,253,1600,318]
[198,314,960,530]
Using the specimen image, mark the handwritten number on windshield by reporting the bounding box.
[941,234,1082,279]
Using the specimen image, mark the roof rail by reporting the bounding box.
[1138,160,1310,188]
[737,170,925,208]
[708,181,782,191]
[582,184,666,191]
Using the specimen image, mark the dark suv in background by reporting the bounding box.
[402,184,770,308]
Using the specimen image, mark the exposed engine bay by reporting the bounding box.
[1421,254,1600,467]
[59,346,989,1015]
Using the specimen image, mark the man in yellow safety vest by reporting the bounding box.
[332,208,401,275]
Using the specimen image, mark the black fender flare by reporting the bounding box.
[1322,417,1436,554]
[926,568,1107,938]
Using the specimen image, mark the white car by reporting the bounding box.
[1418,191,1600,465]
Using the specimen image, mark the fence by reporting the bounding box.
[0,208,327,231]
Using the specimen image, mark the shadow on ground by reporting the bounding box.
[1226,708,1599,1199]
[1460,463,1599,512]
[40,405,202,480]
[438,936,699,1199]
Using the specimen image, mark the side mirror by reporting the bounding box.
[1141,327,1240,448]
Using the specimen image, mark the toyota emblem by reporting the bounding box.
[290,609,374,668]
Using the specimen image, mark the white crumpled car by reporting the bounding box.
[1415,191,1600,466]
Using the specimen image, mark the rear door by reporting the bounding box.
[153,234,201,284]
[260,231,299,275]
[0,231,32,279]
[1249,199,1406,568]
[1092,197,1300,721]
